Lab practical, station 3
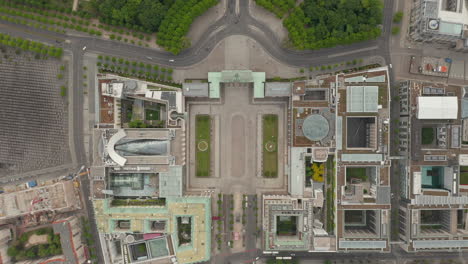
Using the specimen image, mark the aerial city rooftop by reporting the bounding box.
[1,0,468,264]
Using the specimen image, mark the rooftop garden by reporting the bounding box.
[460,166,468,185]
[177,217,192,246]
[111,198,166,206]
[326,156,335,233]
[346,167,368,183]
[421,127,434,145]
[276,215,298,236]
[130,242,148,261]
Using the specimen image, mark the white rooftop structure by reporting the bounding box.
[437,0,468,25]
[346,86,379,112]
[102,82,124,98]
[417,96,458,119]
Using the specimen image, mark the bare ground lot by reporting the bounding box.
[0,50,70,178]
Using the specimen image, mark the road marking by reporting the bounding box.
[327,45,379,58]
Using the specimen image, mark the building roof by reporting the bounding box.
[53,217,86,264]
[413,239,468,249]
[93,197,211,264]
[439,21,463,36]
[376,186,391,204]
[341,154,383,162]
[461,99,468,118]
[417,96,458,119]
[265,82,290,97]
[339,240,387,249]
[208,71,265,99]
[302,114,329,141]
[159,166,183,198]
[437,0,468,25]
[346,86,379,112]
[207,72,221,99]
[182,83,209,97]
[290,148,306,196]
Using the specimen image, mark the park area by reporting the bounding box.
[7,227,62,262]
[196,115,211,177]
[263,114,278,178]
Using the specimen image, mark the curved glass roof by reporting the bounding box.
[115,139,168,156]
[302,114,329,141]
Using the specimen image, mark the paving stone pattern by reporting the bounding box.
[0,51,70,177]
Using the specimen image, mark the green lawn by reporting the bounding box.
[145,109,160,121]
[263,114,278,178]
[346,167,367,182]
[421,127,434,145]
[326,156,335,233]
[460,170,468,185]
[195,115,211,177]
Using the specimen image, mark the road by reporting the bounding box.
[0,0,394,68]
[0,0,397,264]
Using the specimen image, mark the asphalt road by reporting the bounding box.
[0,0,394,68]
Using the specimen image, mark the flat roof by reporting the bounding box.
[290,148,306,196]
[94,197,211,264]
[207,72,221,99]
[339,240,387,249]
[182,83,209,97]
[438,0,468,25]
[159,166,183,198]
[346,86,378,112]
[413,239,468,249]
[417,96,458,119]
[341,154,383,162]
[208,71,265,98]
[265,82,290,97]
[439,21,463,36]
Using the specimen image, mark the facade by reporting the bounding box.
[397,80,468,252]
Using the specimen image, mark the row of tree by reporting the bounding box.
[0,33,63,58]
[0,5,102,36]
[156,0,218,54]
[5,0,73,13]
[254,0,296,18]
[283,0,383,50]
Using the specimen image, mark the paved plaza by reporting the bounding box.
[187,83,287,194]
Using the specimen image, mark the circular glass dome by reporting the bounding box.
[302,114,329,141]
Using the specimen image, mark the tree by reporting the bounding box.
[393,11,403,23]
[7,246,19,257]
[129,119,147,128]
[392,26,400,35]
[38,245,50,257]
